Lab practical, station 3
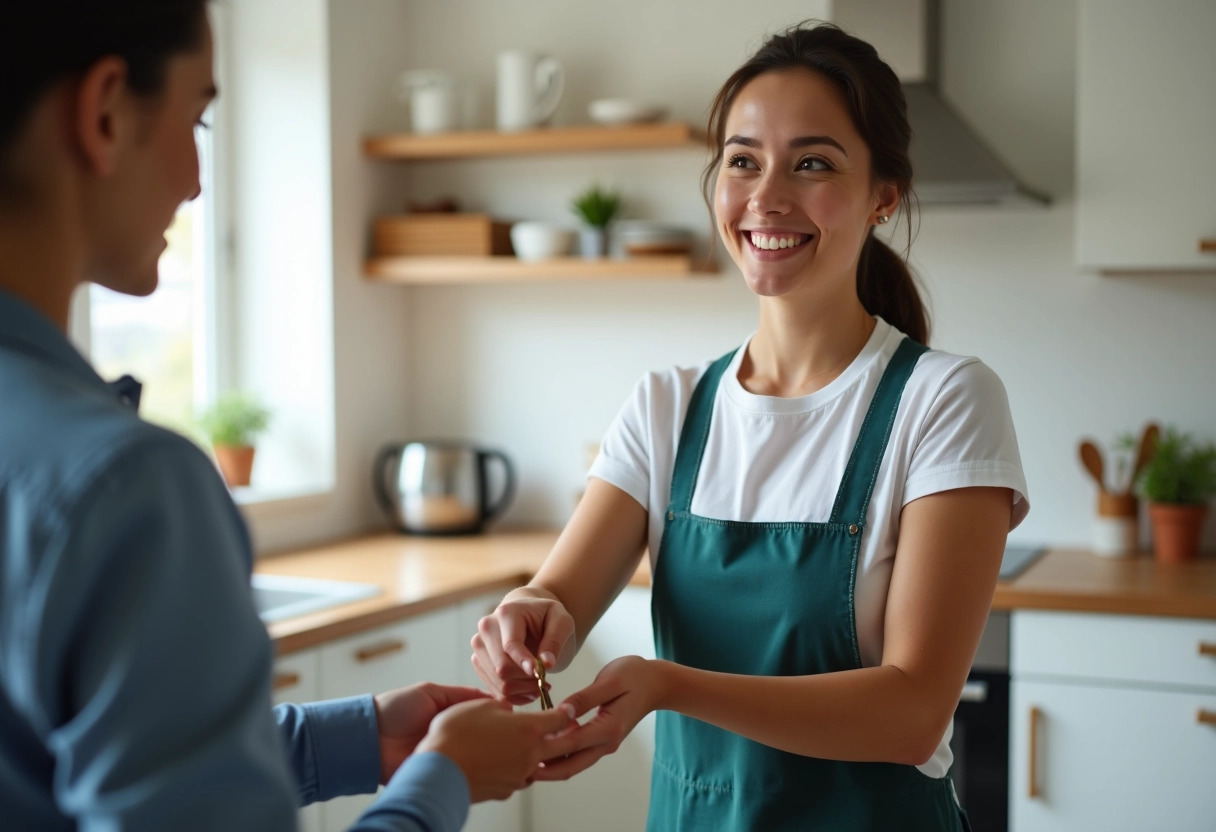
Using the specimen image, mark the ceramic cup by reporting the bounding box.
[496,51,564,132]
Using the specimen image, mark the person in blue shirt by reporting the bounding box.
[0,3,576,830]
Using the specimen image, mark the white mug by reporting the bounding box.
[397,70,460,134]
[496,51,564,132]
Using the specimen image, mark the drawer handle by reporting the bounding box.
[1199,642,1216,658]
[1028,706,1043,800]
[272,672,301,692]
[959,680,988,704]
[1199,710,1216,727]
[355,639,406,663]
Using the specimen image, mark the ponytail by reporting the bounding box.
[858,235,930,345]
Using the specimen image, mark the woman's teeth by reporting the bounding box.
[747,232,810,251]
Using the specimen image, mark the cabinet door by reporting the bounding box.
[456,591,526,832]
[272,650,324,832]
[1076,0,1216,270]
[530,586,655,832]
[318,609,463,831]
[1011,679,1216,831]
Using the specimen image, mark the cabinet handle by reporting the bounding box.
[1199,642,1216,658]
[1199,710,1216,727]
[1200,239,1216,253]
[272,672,301,691]
[355,639,406,663]
[1028,706,1043,799]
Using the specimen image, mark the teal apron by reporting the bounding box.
[648,338,971,831]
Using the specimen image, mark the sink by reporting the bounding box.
[251,573,381,622]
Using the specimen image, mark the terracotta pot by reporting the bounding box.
[1147,503,1209,563]
[213,444,256,488]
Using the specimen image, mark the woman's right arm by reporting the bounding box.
[470,477,648,703]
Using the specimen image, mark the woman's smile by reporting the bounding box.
[741,228,816,260]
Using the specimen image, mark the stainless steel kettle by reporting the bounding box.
[373,441,516,535]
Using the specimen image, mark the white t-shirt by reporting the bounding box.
[589,316,1029,778]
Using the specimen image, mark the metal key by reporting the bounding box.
[532,656,554,710]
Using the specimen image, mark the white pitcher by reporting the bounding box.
[496,51,564,132]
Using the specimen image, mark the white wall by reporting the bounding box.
[388,0,1216,551]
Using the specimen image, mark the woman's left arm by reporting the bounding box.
[540,485,1011,780]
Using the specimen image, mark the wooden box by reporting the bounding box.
[373,214,514,257]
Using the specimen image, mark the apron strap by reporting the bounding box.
[668,350,736,514]
[829,337,928,526]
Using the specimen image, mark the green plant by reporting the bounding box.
[198,393,271,448]
[571,184,621,228]
[1135,427,1216,505]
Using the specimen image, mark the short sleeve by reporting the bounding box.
[587,372,653,510]
[903,359,1030,530]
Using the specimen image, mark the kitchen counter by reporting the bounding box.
[256,530,1216,654]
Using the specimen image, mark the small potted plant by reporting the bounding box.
[571,183,621,259]
[198,392,271,488]
[1134,426,1216,562]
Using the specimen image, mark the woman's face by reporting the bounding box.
[714,68,891,301]
[89,18,216,297]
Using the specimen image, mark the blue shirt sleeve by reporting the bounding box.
[5,431,471,831]
[275,697,382,804]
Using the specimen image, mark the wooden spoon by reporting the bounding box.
[1079,440,1106,492]
[1127,423,1160,494]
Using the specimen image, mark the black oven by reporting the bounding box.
[950,610,1010,831]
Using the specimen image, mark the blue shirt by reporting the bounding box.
[0,289,470,831]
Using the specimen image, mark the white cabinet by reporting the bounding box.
[317,608,464,831]
[1076,0,1216,271]
[272,649,325,832]
[530,586,655,832]
[1010,611,1216,831]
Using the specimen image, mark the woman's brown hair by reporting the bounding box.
[702,21,930,345]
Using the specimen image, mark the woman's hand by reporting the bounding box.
[531,655,669,782]
[471,589,576,705]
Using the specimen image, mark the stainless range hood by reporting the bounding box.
[835,0,1050,206]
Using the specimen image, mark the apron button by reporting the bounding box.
[848,523,859,535]
[667,511,675,521]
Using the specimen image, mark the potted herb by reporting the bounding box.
[1134,426,1216,562]
[198,392,271,488]
[571,183,621,259]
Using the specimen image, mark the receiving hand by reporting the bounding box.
[531,655,665,782]
[373,683,489,784]
[470,589,576,705]
[417,697,580,802]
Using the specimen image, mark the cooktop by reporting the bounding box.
[999,545,1045,581]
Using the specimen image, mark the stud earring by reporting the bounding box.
[876,215,890,225]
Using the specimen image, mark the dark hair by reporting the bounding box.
[702,22,930,345]
[0,1,210,196]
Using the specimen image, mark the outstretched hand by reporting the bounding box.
[373,683,489,784]
[532,655,667,782]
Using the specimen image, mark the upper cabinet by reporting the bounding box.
[1076,0,1216,271]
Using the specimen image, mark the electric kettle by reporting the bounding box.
[373,441,516,535]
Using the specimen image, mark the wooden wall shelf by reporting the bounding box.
[363,122,704,160]
[364,255,716,284]
[1200,238,1216,253]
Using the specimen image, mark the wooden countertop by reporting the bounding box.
[256,531,1216,654]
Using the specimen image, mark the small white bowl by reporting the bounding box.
[510,221,575,261]
[588,98,668,126]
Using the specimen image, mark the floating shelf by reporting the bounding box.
[364,255,717,284]
[1201,238,1216,253]
[363,122,705,160]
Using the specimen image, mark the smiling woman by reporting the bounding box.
[472,21,1029,832]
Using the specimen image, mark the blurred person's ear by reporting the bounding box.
[74,57,133,177]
